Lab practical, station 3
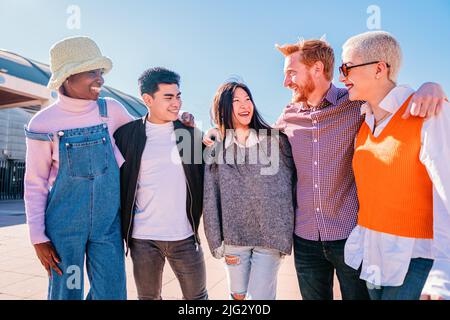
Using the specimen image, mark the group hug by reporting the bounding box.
[23,30,450,300]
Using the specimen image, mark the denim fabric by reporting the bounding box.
[367,258,433,300]
[130,236,208,300]
[29,100,127,300]
[293,234,369,300]
[223,245,283,300]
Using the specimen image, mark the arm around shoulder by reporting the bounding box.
[202,164,224,258]
[421,101,450,299]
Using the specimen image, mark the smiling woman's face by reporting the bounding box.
[62,69,104,100]
[339,49,383,102]
[231,87,254,130]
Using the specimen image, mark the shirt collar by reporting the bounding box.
[361,85,415,116]
[322,83,339,106]
[224,129,261,149]
[57,93,97,113]
[295,83,339,111]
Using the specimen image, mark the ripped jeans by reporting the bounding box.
[223,245,283,300]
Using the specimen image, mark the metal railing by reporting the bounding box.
[0,159,25,200]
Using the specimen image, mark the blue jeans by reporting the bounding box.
[130,236,208,300]
[294,235,369,300]
[367,258,433,300]
[223,245,283,300]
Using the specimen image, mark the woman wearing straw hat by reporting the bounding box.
[24,36,135,300]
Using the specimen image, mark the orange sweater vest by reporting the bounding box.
[353,95,433,239]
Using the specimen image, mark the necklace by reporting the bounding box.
[375,112,391,126]
[372,112,391,135]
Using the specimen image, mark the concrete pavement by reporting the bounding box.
[0,200,26,228]
[0,200,341,300]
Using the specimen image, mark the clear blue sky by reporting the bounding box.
[1,0,449,127]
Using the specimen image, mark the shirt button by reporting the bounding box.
[314,139,318,143]
[315,184,318,188]
[316,208,320,212]
[314,161,318,166]
[313,120,318,124]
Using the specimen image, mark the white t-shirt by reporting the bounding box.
[132,120,194,241]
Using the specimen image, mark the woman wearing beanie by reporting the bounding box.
[24,36,134,300]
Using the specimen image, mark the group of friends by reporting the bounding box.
[24,30,450,300]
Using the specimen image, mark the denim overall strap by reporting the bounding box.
[24,98,107,142]
[24,125,54,142]
[44,100,126,300]
[97,97,108,118]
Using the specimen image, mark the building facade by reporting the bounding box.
[0,49,146,200]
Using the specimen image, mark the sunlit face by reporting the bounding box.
[231,87,254,129]
[143,83,182,124]
[339,50,379,101]
[283,52,316,103]
[63,69,104,100]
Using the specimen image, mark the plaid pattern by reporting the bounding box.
[276,84,365,241]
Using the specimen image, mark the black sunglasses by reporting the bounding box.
[339,61,390,77]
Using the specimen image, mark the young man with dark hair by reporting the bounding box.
[114,67,207,300]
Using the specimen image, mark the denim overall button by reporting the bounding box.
[103,124,107,128]
[58,131,64,137]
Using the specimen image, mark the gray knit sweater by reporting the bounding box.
[203,132,296,257]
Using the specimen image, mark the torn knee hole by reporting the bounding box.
[231,292,246,300]
[225,255,240,265]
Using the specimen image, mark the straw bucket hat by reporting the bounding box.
[47,36,113,90]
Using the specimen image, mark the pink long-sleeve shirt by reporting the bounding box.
[24,94,136,244]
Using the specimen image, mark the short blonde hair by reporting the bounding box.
[276,39,335,81]
[342,31,402,83]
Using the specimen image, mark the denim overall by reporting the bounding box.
[25,99,126,300]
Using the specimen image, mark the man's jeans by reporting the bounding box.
[223,245,283,300]
[130,236,208,300]
[367,258,433,300]
[294,235,370,300]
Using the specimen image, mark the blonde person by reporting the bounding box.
[203,81,296,300]
[340,31,450,300]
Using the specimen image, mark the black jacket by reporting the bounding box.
[113,115,205,254]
